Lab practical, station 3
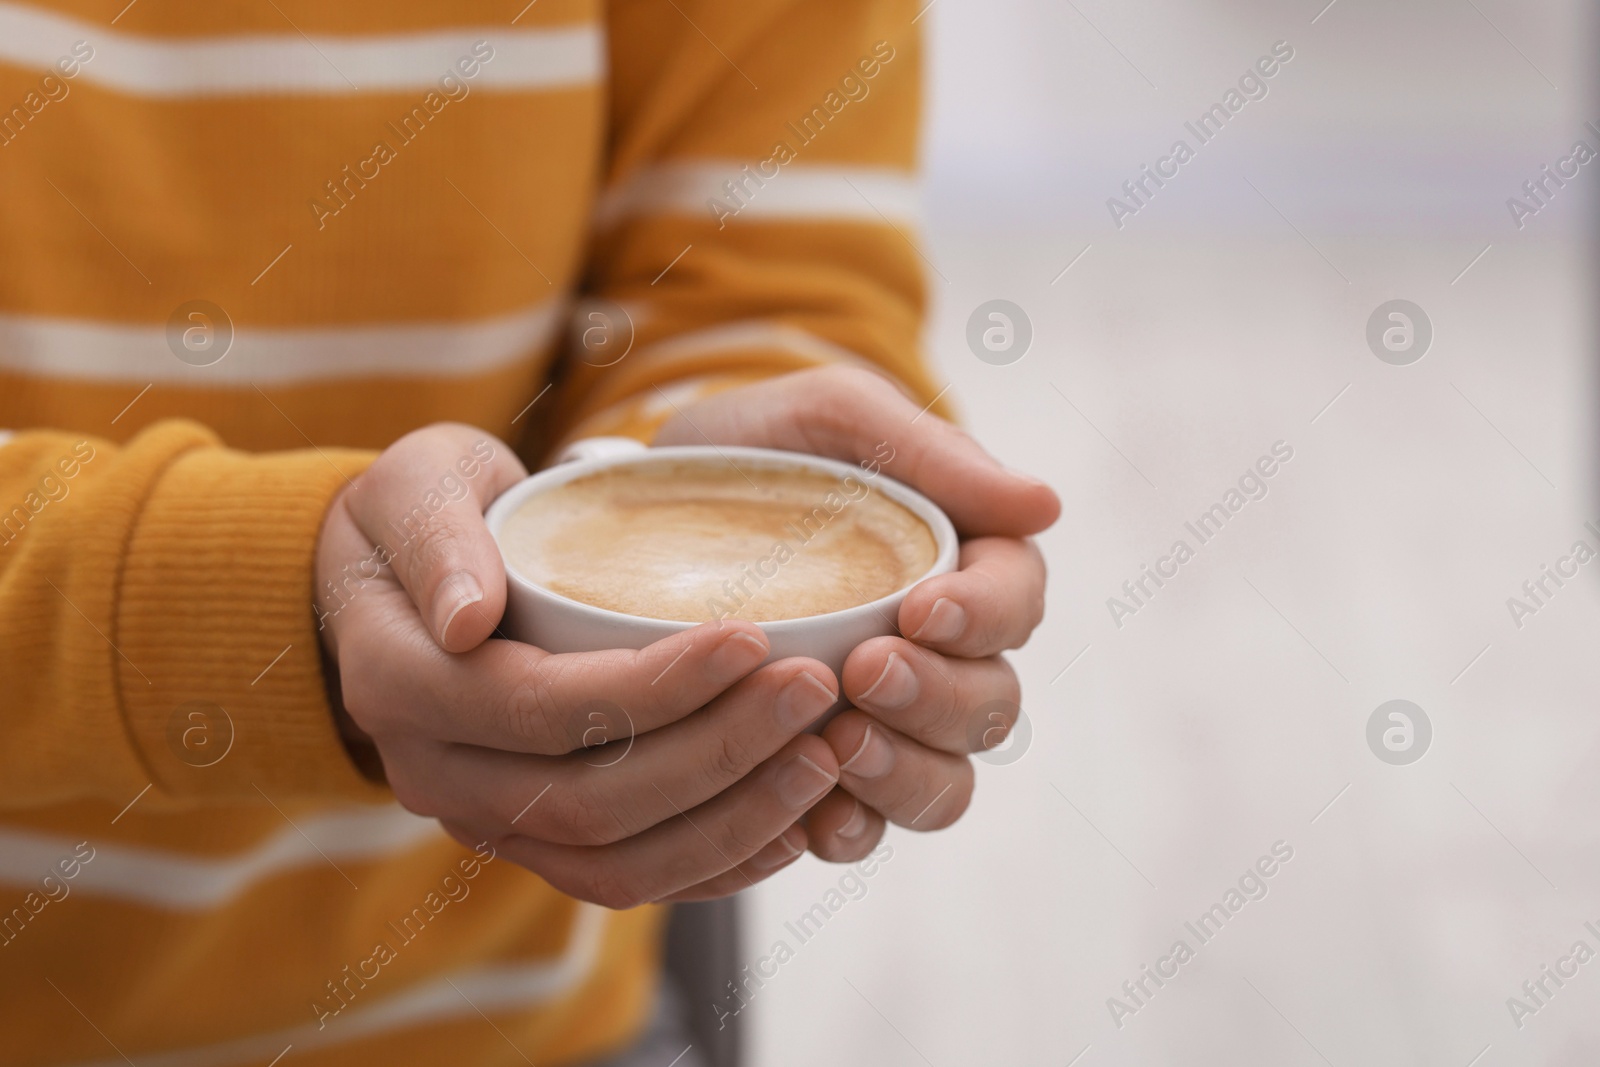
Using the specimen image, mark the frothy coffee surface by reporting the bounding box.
[501,462,938,622]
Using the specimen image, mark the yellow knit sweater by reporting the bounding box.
[0,1,934,1063]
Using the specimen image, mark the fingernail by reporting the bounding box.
[857,652,917,711]
[775,754,836,809]
[837,800,869,841]
[910,597,965,644]
[839,724,895,780]
[709,630,768,679]
[776,671,837,731]
[436,571,484,644]
[751,829,802,870]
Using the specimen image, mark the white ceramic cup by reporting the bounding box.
[483,437,960,694]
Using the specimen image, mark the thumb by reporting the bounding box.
[656,366,1060,538]
[344,424,528,653]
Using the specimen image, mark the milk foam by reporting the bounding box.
[501,462,938,622]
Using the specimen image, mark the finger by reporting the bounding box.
[491,736,840,909]
[899,537,1047,657]
[652,366,1060,539]
[414,658,838,845]
[659,824,810,902]
[842,636,1019,755]
[344,424,527,652]
[341,611,774,753]
[823,711,974,830]
[804,787,886,863]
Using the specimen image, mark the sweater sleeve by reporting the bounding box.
[550,0,943,445]
[0,421,386,809]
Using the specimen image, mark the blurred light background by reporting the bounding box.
[747,1,1600,1064]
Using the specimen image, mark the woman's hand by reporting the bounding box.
[314,423,843,907]
[656,365,1060,860]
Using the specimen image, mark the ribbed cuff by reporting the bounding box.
[116,433,385,803]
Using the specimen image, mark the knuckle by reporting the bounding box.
[703,729,759,784]
[710,808,773,861]
[922,677,970,745]
[626,660,674,720]
[503,676,566,754]
[538,787,624,848]
[573,796,633,848]
[580,864,645,911]
[971,574,1014,644]
[397,423,463,461]
[804,366,891,432]
[985,548,1048,646]
[403,519,464,587]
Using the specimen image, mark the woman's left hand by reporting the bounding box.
[655,365,1060,867]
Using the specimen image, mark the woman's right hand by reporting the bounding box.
[313,423,843,907]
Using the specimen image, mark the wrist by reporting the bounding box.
[317,631,386,783]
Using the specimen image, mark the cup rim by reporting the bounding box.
[484,444,960,634]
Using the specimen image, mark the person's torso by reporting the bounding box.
[0,4,663,1064]
[0,0,604,451]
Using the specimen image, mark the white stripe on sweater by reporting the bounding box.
[594,162,921,229]
[0,804,443,908]
[59,906,607,1067]
[0,4,602,97]
[0,300,562,385]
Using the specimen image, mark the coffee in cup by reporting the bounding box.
[497,461,938,624]
[484,439,959,691]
